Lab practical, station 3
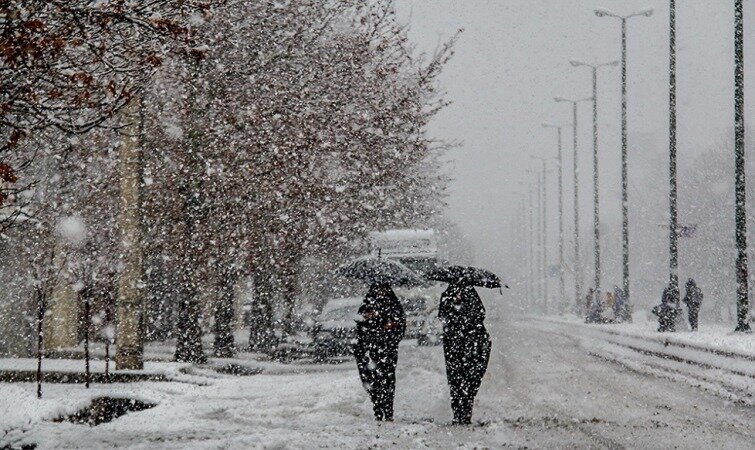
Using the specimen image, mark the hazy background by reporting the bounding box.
[395,0,755,309]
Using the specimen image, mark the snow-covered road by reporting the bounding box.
[4,309,754,449]
[481,318,754,449]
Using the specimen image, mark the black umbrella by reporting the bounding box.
[336,256,423,286]
[425,265,508,289]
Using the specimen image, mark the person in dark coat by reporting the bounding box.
[583,287,595,322]
[353,282,406,421]
[614,286,630,323]
[610,286,621,321]
[439,282,491,425]
[683,278,704,331]
[585,288,606,323]
[653,283,680,332]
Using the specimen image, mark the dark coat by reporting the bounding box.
[439,283,490,425]
[353,283,406,421]
[653,285,680,332]
[683,280,703,309]
[356,284,406,345]
[439,283,486,335]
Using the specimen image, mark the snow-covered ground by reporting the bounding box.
[2,305,754,449]
[546,311,755,356]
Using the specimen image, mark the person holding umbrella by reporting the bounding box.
[353,282,405,421]
[428,265,502,425]
[336,255,418,421]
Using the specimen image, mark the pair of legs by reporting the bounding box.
[688,306,700,331]
[354,337,399,421]
[443,330,491,425]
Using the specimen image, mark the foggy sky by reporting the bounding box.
[396,0,755,293]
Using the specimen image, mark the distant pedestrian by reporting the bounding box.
[653,282,680,332]
[613,286,630,323]
[605,291,615,320]
[584,288,594,322]
[683,278,704,331]
[353,282,406,421]
[585,288,604,323]
[439,282,491,425]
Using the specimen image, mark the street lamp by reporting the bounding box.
[521,175,538,311]
[594,8,654,19]
[734,0,750,332]
[542,122,571,313]
[518,195,529,307]
[554,96,592,308]
[668,0,680,320]
[510,192,528,308]
[532,155,557,314]
[595,6,653,309]
[515,186,534,307]
[570,59,618,299]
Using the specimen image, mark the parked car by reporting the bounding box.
[402,295,428,339]
[312,297,362,361]
[401,293,442,346]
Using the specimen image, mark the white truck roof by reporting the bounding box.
[369,229,437,258]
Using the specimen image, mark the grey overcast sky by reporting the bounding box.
[395,0,755,277]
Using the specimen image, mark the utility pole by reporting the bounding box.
[543,123,570,313]
[734,0,751,332]
[522,198,531,306]
[541,161,548,313]
[595,6,653,308]
[532,156,556,314]
[526,169,543,306]
[555,96,591,307]
[669,0,679,294]
[620,15,630,305]
[528,184,536,311]
[592,65,604,299]
[519,180,535,310]
[535,170,544,307]
[571,59,618,298]
[515,196,528,306]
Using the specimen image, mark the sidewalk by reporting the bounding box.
[546,312,755,358]
[525,313,755,407]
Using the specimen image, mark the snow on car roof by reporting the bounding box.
[369,229,437,258]
[369,229,436,240]
[321,297,362,313]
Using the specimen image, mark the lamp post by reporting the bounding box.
[532,156,557,314]
[519,180,536,310]
[522,175,539,310]
[519,196,529,306]
[533,169,544,309]
[570,59,619,298]
[668,0,680,304]
[734,0,750,332]
[595,6,653,308]
[542,123,571,312]
[513,192,529,306]
[555,96,592,307]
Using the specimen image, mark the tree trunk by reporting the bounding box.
[248,271,276,352]
[280,269,300,338]
[174,275,205,362]
[115,98,145,370]
[174,53,208,363]
[174,214,206,363]
[36,287,45,399]
[213,267,237,358]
